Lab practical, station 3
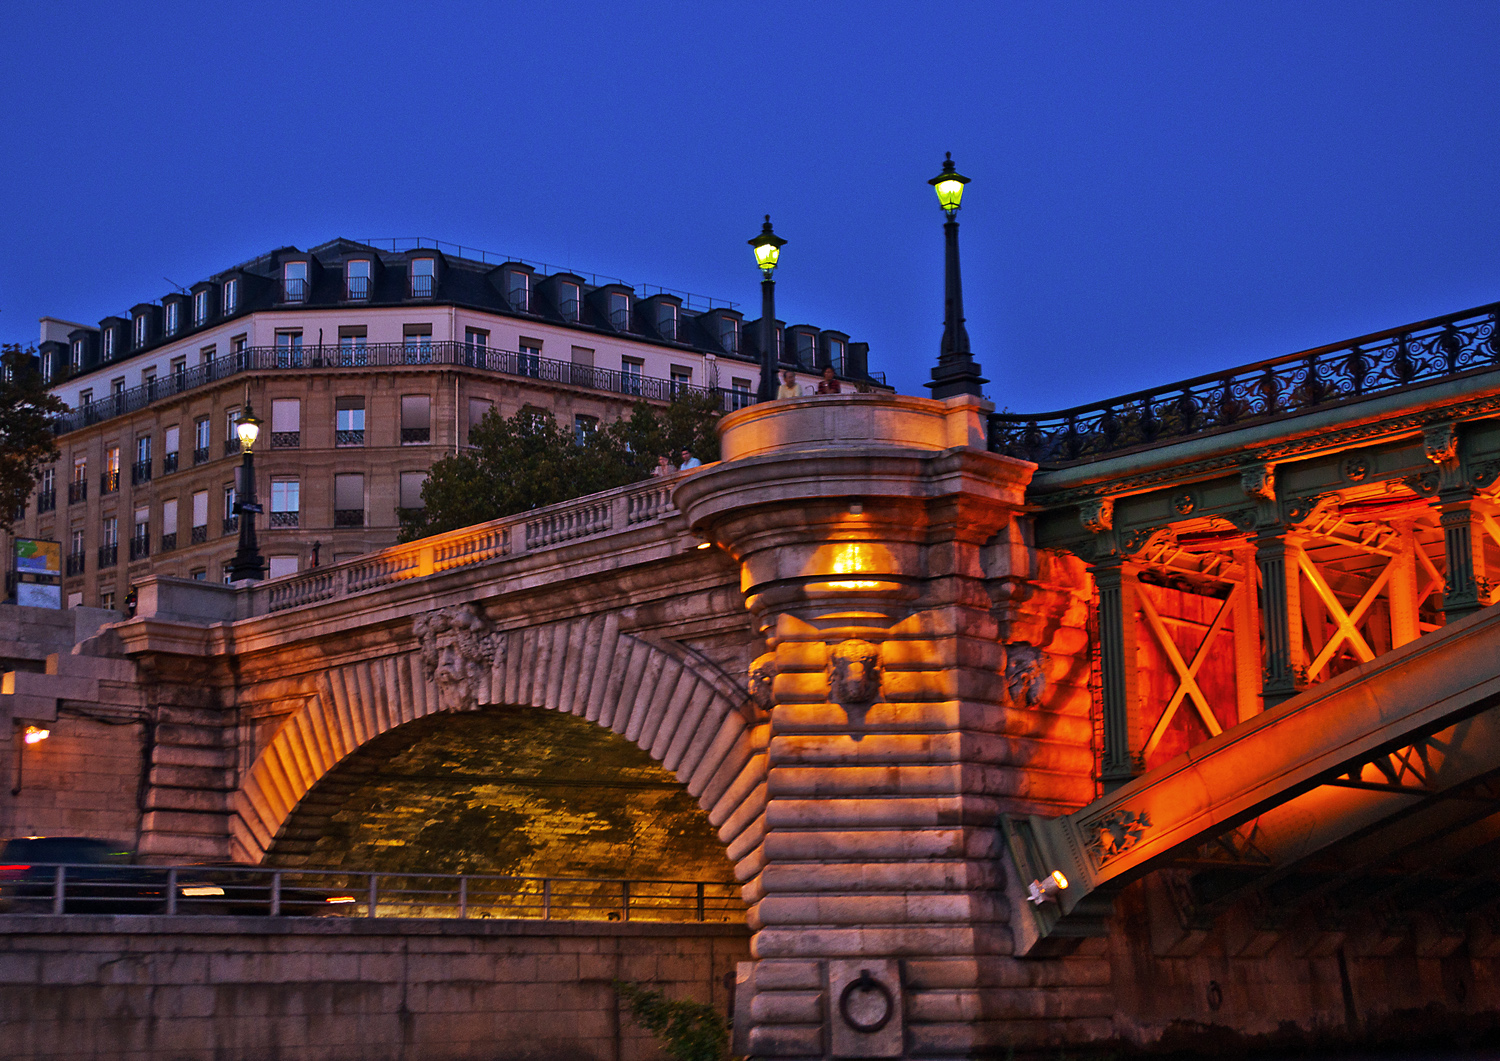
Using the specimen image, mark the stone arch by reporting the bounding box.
[230,612,769,883]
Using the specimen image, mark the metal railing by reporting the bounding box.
[160,532,177,553]
[68,480,86,504]
[131,460,151,485]
[0,862,742,923]
[36,490,55,513]
[97,544,117,568]
[51,341,879,437]
[162,452,178,474]
[65,552,85,577]
[257,474,682,615]
[990,301,1500,465]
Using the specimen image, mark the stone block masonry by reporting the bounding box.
[0,915,748,1061]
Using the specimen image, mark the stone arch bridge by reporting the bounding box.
[13,298,1500,1058]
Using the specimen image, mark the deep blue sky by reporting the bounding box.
[3,3,1498,412]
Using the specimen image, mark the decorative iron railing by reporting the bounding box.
[0,862,741,923]
[256,473,690,615]
[52,341,882,436]
[989,302,1500,466]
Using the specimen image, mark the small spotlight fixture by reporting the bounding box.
[1026,870,1069,905]
[22,726,49,745]
[696,541,713,550]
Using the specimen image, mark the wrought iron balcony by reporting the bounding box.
[191,525,208,545]
[335,429,364,447]
[97,543,117,568]
[400,427,430,445]
[333,509,364,528]
[222,515,239,534]
[224,438,241,457]
[65,551,85,577]
[37,489,56,513]
[162,452,179,474]
[270,511,299,528]
[193,446,210,465]
[68,480,87,504]
[160,532,177,553]
[281,277,307,302]
[129,535,150,561]
[270,431,300,449]
[990,301,1500,466]
[131,460,151,485]
[100,470,119,495]
[346,277,369,301]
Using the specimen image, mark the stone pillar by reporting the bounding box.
[1256,530,1305,707]
[1090,557,1140,788]
[1439,498,1488,620]
[677,394,1101,1059]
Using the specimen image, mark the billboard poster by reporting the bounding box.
[15,539,61,577]
[17,583,61,609]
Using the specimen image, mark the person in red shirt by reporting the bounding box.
[816,367,843,394]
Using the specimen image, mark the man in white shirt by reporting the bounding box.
[679,449,702,470]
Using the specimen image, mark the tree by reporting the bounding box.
[0,345,64,534]
[613,981,730,1061]
[398,395,722,541]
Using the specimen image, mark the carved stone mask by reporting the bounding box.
[828,639,881,706]
[1004,642,1047,708]
[413,603,492,713]
[748,652,776,713]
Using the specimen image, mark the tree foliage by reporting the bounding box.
[614,981,731,1061]
[0,345,64,534]
[399,394,723,541]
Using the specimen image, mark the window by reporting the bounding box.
[464,328,489,366]
[102,517,118,545]
[100,590,115,610]
[136,435,152,464]
[411,258,435,298]
[111,377,125,399]
[275,330,303,368]
[282,261,307,302]
[70,454,88,504]
[193,290,209,325]
[143,368,156,395]
[570,345,595,385]
[160,498,178,552]
[336,397,365,446]
[609,293,630,330]
[826,337,846,372]
[100,516,118,569]
[41,349,54,382]
[338,326,367,366]
[164,301,179,336]
[190,569,206,581]
[658,303,678,341]
[69,528,85,574]
[731,377,752,411]
[38,467,56,512]
[223,278,239,314]
[403,324,432,364]
[519,339,542,377]
[223,483,238,533]
[80,389,93,408]
[557,282,580,322]
[191,491,208,543]
[225,406,241,456]
[506,270,530,312]
[268,555,299,579]
[719,317,739,354]
[170,357,186,384]
[467,398,493,442]
[271,398,300,448]
[200,344,216,366]
[670,365,692,398]
[70,339,83,372]
[795,331,817,368]
[399,471,427,510]
[133,435,152,485]
[231,335,247,356]
[103,327,116,360]
[270,478,299,528]
[102,446,120,494]
[131,505,150,560]
[401,395,431,445]
[334,473,365,527]
[346,259,371,300]
[163,426,180,473]
[574,414,598,445]
[133,314,148,349]
[194,417,211,464]
[622,357,644,397]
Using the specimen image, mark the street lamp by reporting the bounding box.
[749,216,787,402]
[228,401,266,582]
[926,152,987,399]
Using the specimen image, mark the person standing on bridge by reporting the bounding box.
[776,370,800,400]
[817,366,843,394]
[679,449,702,470]
[651,454,674,477]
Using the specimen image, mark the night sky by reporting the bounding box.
[3,3,1498,412]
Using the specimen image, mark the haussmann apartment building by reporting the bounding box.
[7,237,885,611]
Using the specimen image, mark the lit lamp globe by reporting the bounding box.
[929,152,971,215]
[236,405,263,452]
[749,215,786,275]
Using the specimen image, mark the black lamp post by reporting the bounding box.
[926,153,988,399]
[749,216,787,402]
[228,402,266,582]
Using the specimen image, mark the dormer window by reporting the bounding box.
[826,336,846,371]
[609,293,629,330]
[795,331,817,367]
[347,259,371,300]
[133,314,148,349]
[506,270,530,312]
[719,317,739,354]
[103,328,116,360]
[193,290,209,326]
[223,278,239,314]
[164,301,179,336]
[411,258,435,298]
[283,262,307,303]
[70,340,83,372]
[558,281,580,322]
[657,303,678,342]
[41,350,53,382]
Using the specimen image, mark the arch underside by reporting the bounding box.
[232,613,768,890]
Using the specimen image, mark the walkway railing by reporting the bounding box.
[256,475,683,614]
[0,863,742,924]
[990,301,1500,466]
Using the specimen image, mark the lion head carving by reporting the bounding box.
[828,639,882,706]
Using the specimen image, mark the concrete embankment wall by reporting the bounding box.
[0,915,747,1061]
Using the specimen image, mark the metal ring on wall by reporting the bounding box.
[839,970,894,1034]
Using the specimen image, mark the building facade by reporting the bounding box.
[8,238,883,609]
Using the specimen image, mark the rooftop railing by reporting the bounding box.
[0,862,742,923]
[989,301,1500,467]
[51,342,818,436]
[255,474,682,615]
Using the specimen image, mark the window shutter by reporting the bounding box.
[271,399,301,432]
[334,474,365,511]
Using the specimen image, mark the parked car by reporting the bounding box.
[0,837,162,913]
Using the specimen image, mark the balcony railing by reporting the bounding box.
[162,452,178,474]
[160,532,177,552]
[52,341,888,437]
[191,525,208,545]
[270,511,299,528]
[131,460,151,485]
[400,427,430,445]
[333,509,364,528]
[224,438,241,457]
[129,535,150,561]
[193,446,210,465]
[98,543,117,568]
[37,489,56,513]
[222,516,238,534]
[281,277,307,302]
[990,301,1500,466]
[346,277,369,301]
[335,429,364,447]
[100,470,119,495]
[65,552,85,577]
[271,431,300,448]
[68,480,86,504]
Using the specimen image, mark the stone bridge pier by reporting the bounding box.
[679,393,1095,1058]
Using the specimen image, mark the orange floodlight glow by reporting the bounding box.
[825,543,881,591]
[1026,870,1069,905]
[22,726,49,745]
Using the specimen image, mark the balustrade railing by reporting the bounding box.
[257,473,692,614]
[990,302,1500,465]
[0,862,740,924]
